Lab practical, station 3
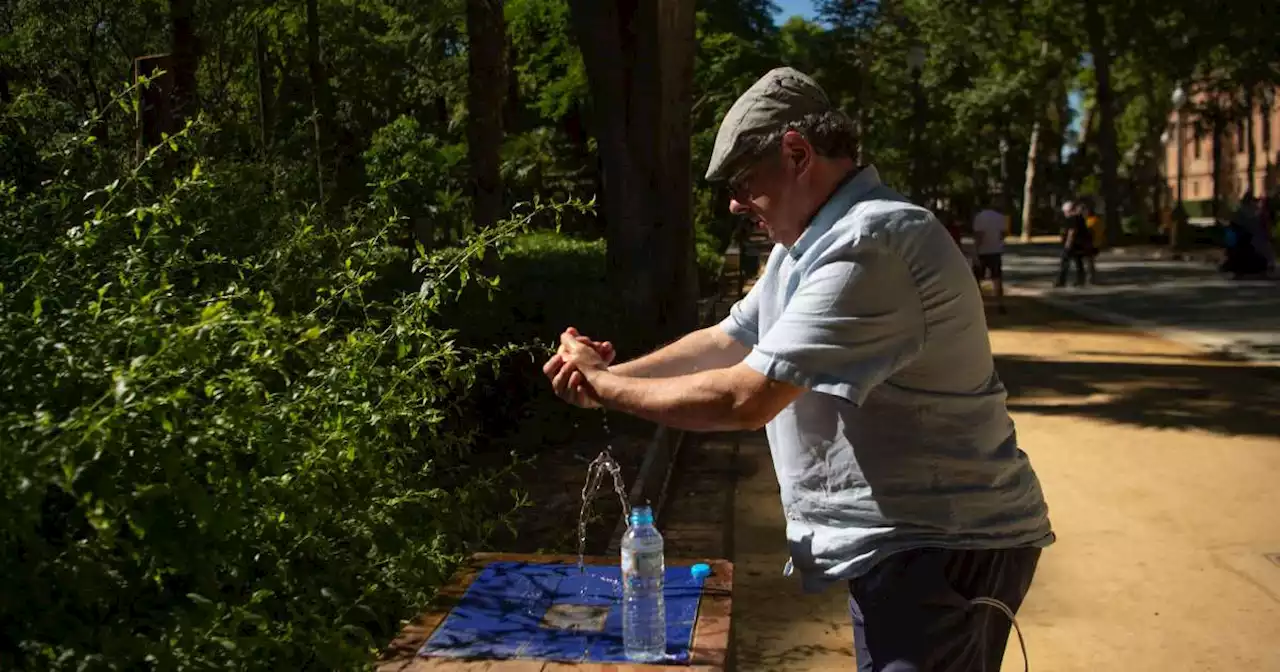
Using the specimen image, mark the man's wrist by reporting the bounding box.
[585,365,618,396]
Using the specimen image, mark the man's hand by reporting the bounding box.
[565,326,614,365]
[542,327,613,409]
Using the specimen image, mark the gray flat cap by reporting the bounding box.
[705,67,835,181]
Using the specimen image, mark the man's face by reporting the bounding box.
[726,131,814,246]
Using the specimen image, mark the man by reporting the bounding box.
[970,201,1008,314]
[543,68,1053,671]
[1055,201,1090,287]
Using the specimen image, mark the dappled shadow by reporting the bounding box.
[982,296,1128,333]
[998,354,1280,439]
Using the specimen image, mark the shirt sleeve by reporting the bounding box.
[717,272,764,347]
[742,238,925,406]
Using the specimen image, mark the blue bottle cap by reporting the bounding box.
[690,563,711,580]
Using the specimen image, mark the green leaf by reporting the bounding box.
[31,297,42,320]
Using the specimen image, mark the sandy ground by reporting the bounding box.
[731,298,1280,671]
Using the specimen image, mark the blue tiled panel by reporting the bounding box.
[420,561,705,664]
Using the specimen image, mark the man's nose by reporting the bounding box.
[729,197,750,216]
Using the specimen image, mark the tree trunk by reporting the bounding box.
[1020,118,1042,241]
[1019,40,1051,242]
[82,19,108,145]
[306,0,328,203]
[254,26,273,154]
[169,0,198,123]
[466,0,507,233]
[1084,0,1121,242]
[567,0,698,352]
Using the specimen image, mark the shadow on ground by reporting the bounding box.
[998,355,1280,439]
[982,296,1118,333]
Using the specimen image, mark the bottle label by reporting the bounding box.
[622,548,664,580]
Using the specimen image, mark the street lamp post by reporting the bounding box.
[1171,85,1188,250]
[1263,87,1275,193]
[907,45,926,202]
[1159,128,1171,222]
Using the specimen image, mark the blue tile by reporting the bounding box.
[420,561,706,664]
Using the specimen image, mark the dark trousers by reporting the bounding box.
[849,547,1042,672]
[1055,249,1087,286]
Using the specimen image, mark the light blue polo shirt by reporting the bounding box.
[720,166,1054,593]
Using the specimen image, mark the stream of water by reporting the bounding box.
[576,410,630,574]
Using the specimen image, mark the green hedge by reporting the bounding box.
[0,114,540,669]
[0,89,725,670]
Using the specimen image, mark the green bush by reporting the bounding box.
[363,115,468,246]
[0,115,539,670]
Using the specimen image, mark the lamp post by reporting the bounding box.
[907,45,926,202]
[1263,87,1275,192]
[1170,84,1188,250]
[1159,128,1171,221]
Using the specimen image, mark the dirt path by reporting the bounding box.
[726,297,1280,671]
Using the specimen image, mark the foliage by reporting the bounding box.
[4,0,1276,666]
[0,100,549,668]
[364,115,468,245]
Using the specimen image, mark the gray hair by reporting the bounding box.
[736,110,859,165]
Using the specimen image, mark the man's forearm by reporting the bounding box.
[608,326,748,379]
[586,368,759,432]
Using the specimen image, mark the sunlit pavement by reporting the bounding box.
[1001,241,1280,364]
[730,299,1280,671]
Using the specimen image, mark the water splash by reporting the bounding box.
[577,410,630,574]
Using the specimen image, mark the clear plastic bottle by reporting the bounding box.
[620,505,666,662]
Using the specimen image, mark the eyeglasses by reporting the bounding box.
[726,151,780,198]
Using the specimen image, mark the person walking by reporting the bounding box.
[543,67,1053,672]
[971,200,1008,314]
[1055,201,1090,287]
[1082,200,1103,283]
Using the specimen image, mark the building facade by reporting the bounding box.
[1162,85,1280,212]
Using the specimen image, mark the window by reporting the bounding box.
[1192,181,1200,197]
[1194,133,1201,159]
[1237,119,1247,153]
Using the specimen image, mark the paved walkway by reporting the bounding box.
[727,298,1280,671]
[1001,241,1280,363]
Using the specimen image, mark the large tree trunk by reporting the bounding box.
[169,0,198,123]
[1084,0,1121,242]
[466,0,507,233]
[568,0,698,352]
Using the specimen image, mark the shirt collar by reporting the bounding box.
[787,164,883,260]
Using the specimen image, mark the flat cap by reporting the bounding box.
[705,67,836,181]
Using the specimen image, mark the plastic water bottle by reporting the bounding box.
[621,505,666,662]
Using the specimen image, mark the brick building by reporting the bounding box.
[1162,85,1280,212]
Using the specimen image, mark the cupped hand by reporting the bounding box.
[565,326,615,365]
[541,327,610,408]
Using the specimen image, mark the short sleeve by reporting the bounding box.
[742,239,924,406]
[717,274,763,347]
